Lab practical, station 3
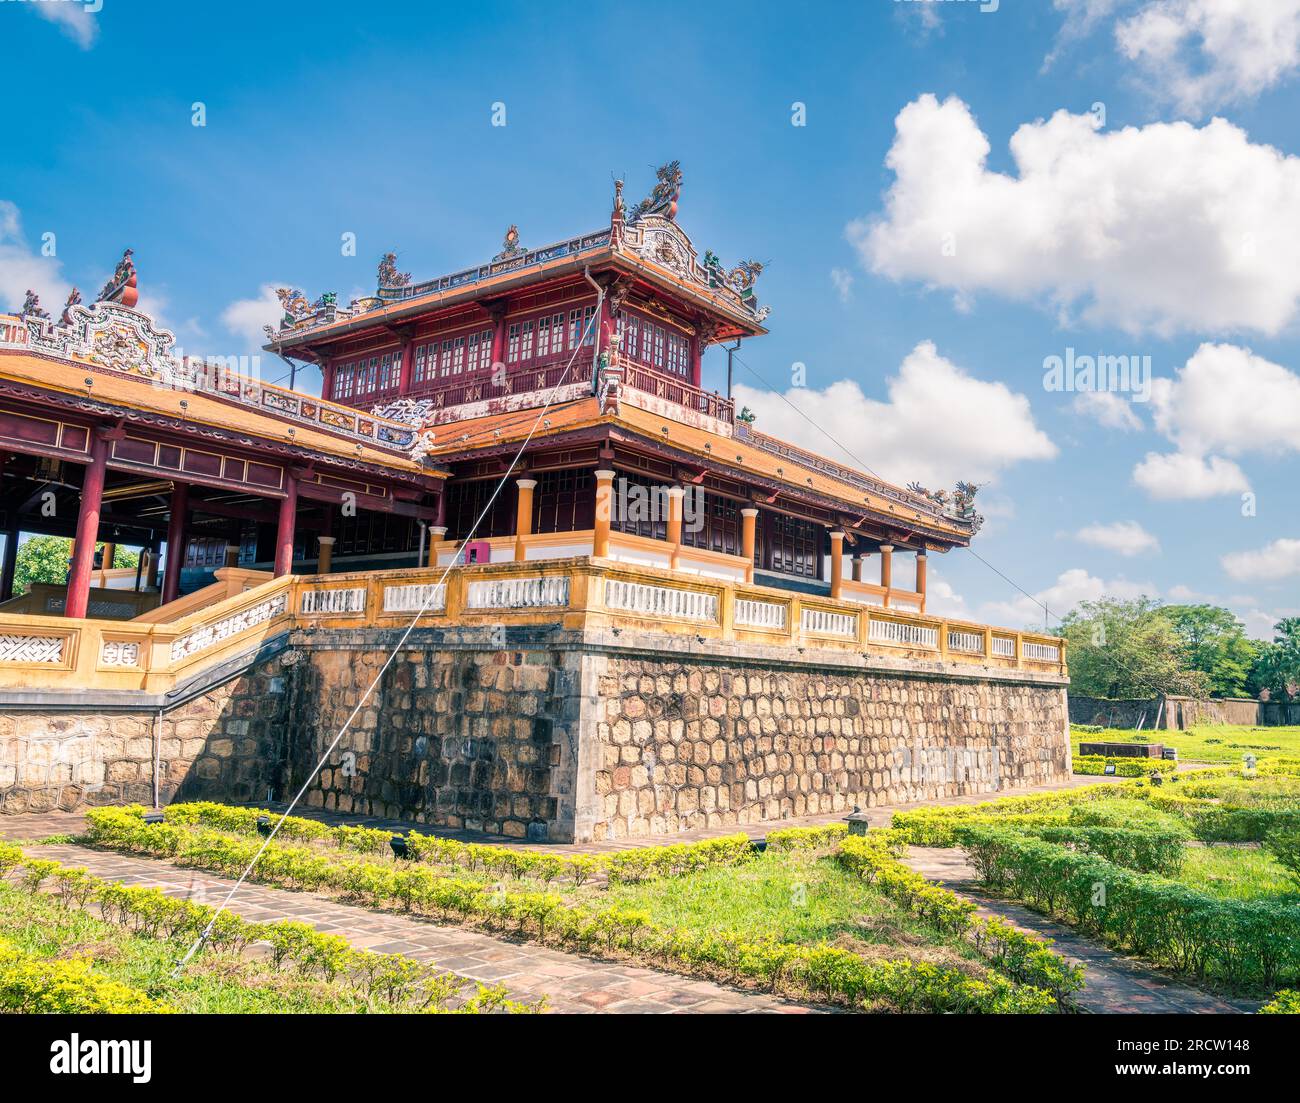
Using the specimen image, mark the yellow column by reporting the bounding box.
[879,544,893,607]
[317,536,335,574]
[666,486,685,568]
[852,554,864,582]
[514,478,537,562]
[916,549,927,613]
[740,507,758,584]
[99,542,116,587]
[428,526,447,569]
[829,530,845,600]
[593,469,615,558]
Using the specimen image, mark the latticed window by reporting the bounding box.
[379,351,401,391]
[506,323,522,364]
[413,343,431,384]
[533,469,595,534]
[444,478,515,540]
[450,336,465,375]
[681,490,740,556]
[570,305,595,348]
[651,324,665,368]
[667,332,689,377]
[767,513,821,578]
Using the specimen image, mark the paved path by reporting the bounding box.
[20,843,811,1015]
[902,846,1260,1015]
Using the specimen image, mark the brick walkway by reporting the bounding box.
[902,846,1260,1014]
[19,843,811,1015]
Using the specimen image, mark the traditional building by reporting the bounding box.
[0,167,1068,838]
[264,164,980,609]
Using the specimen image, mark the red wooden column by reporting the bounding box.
[65,428,111,619]
[161,481,190,605]
[488,305,508,371]
[273,473,299,577]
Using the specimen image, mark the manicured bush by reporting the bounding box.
[1259,989,1300,1014]
[835,832,1085,1006]
[0,936,171,1014]
[956,825,1300,989]
[1031,825,1186,876]
[83,808,1057,1013]
[764,824,849,852]
[1074,755,1177,778]
[1264,828,1300,887]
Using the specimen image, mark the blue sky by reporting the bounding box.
[3,0,1298,636]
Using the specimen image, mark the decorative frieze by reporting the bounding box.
[169,593,288,663]
[99,640,141,667]
[0,634,65,664]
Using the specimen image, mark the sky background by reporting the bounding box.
[2,0,1298,636]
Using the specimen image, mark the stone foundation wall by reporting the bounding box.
[288,641,584,841]
[583,655,1069,841]
[0,656,291,815]
[0,627,1070,841]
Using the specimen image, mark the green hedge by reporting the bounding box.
[159,802,753,886]
[1027,825,1186,876]
[0,935,171,1014]
[83,807,1055,1013]
[1074,755,1177,778]
[1260,989,1300,1014]
[957,825,1300,989]
[835,831,1085,1006]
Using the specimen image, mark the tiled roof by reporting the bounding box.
[0,351,440,478]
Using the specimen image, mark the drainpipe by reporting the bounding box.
[582,266,609,393]
[152,707,163,810]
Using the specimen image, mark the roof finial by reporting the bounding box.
[97,249,138,308]
[628,161,682,223]
[61,287,82,325]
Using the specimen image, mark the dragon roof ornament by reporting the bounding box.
[628,161,682,223]
[97,249,139,309]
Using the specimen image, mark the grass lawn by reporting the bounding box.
[1179,845,1300,903]
[0,881,379,1013]
[597,847,986,972]
[1071,724,1300,765]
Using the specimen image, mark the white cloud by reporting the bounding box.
[1117,0,1300,115]
[31,1,100,49]
[981,567,1156,629]
[1150,343,1300,458]
[1076,520,1160,557]
[922,569,969,620]
[1131,451,1250,499]
[733,340,1056,490]
[0,201,70,314]
[1072,390,1143,431]
[1221,538,1300,583]
[1239,605,1300,641]
[221,284,285,351]
[1134,342,1300,499]
[853,94,1300,336]
[830,267,854,303]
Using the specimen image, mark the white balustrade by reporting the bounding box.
[604,579,719,622]
[383,582,447,613]
[466,576,570,610]
[735,599,788,630]
[1023,641,1060,662]
[868,618,938,649]
[991,636,1017,658]
[0,634,66,664]
[947,629,984,654]
[801,608,858,638]
[301,587,367,615]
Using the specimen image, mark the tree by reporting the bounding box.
[1250,618,1300,701]
[1057,597,1207,699]
[11,536,140,595]
[1156,604,1260,698]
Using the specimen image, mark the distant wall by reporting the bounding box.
[1068,694,1287,730]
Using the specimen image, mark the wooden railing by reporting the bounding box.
[0,557,1066,693]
